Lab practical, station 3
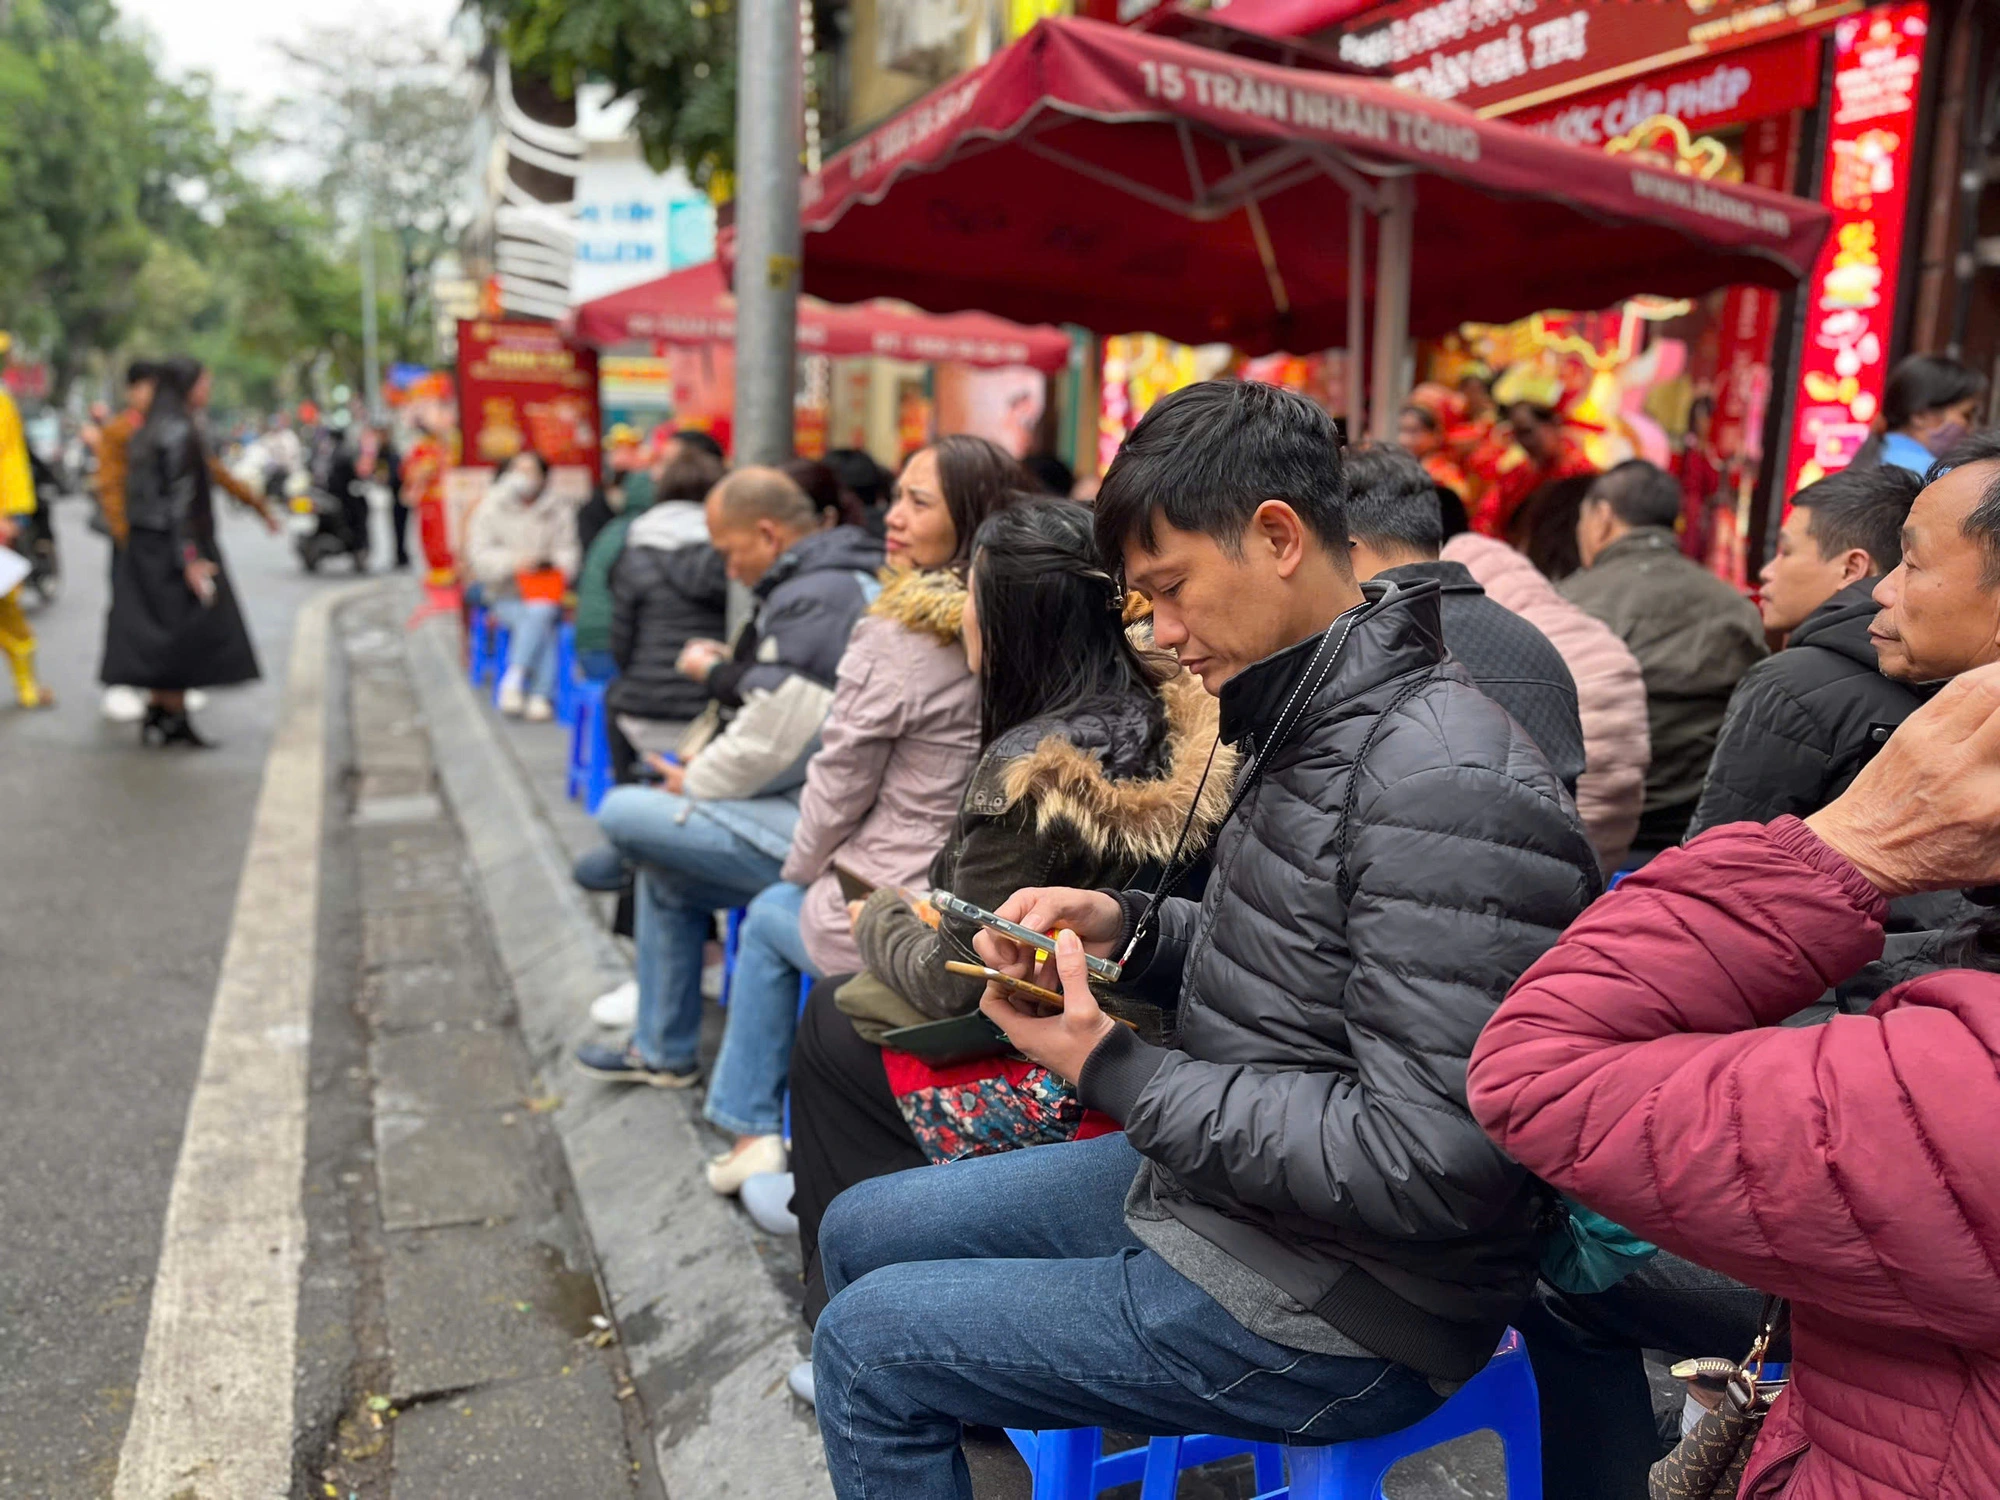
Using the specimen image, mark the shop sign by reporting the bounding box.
[1328,0,1859,117]
[1782,1,1927,494]
[456,320,602,471]
[1508,33,1821,147]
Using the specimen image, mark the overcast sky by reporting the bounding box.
[123,0,463,108]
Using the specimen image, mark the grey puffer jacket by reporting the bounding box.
[1079,578,1600,1382]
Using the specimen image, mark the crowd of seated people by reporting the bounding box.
[499,378,2000,1500]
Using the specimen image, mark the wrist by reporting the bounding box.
[1800,807,1913,898]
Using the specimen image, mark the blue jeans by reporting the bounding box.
[704,881,818,1137]
[496,597,560,700]
[813,1134,1445,1500]
[596,785,792,1070]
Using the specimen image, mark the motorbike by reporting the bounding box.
[284,470,369,573]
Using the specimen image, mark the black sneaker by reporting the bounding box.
[574,1042,701,1088]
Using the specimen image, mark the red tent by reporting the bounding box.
[569,259,1073,373]
[788,16,1831,436]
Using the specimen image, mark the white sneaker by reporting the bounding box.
[787,1361,815,1407]
[704,1134,787,1196]
[740,1172,798,1237]
[497,680,525,716]
[589,979,639,1029]
[700,960,725,1001]
[184,689,208,711]
[101,684,147,723]
[525,695,554,722]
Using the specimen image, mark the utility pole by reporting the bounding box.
[359,215,383,422]
[731,0,802,466]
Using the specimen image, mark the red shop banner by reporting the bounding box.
[1326,0,1859,116]
[1507,32,1821,148]
[1783,1,1928,495]
[455,319,602,471]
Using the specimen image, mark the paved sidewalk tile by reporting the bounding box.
[373,1111,543,1232]
[391,1364,634,1500]
[371,1028,528,1116]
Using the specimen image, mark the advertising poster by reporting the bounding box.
[456,320,602,472]
[1783,2,1928,494]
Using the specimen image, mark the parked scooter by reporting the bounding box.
[284,470,369,573]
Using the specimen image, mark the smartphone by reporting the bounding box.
[943,960,1064,1014]
[931,890,1123,982]
[833,864,877,904]
[878,1010,1015,1066]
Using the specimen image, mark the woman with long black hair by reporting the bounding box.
[100,356,260,746]
[781,500,1231,1357]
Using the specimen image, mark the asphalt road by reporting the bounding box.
[0,493,346,1497]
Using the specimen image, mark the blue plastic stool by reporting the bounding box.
[716,907,747,1008]
[1007,1331,1539,1500]
[553,621,578,721]
[564,678,614,813]
[466,605,494,686]
[1006,1430,1281,1500]
[487,624,514,704]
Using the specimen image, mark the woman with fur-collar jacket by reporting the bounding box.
[787,501,1236,1325]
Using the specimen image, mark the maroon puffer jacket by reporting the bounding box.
[1468,817,2000,1500]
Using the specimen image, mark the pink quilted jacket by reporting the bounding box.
[1469,817,2000,1500]
[1444,534,1649,871]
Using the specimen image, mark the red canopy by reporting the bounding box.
[793,17,1830,355]
[569,260,1073,373]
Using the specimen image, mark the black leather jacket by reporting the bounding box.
[123,415,209,557]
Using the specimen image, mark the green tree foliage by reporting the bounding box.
[0,0,374,407]
[471,0,739,192]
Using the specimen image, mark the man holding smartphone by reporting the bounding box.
[804,382,1600,1498]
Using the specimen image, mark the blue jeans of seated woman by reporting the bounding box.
[703,881,818,1137]
[496,596,560,701]
[812,1133,1444,1500]
[596,784,794,1071]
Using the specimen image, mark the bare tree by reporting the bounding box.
[274,18,477,362]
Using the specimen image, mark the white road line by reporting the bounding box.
[114,590,348,1500]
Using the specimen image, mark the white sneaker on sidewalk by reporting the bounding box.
[704,1134,787,1196]
[739,1172,798,1237]
[700,959,724,1001]
[525,695,554,722]
[185,689,208,711]
[787,1360,815,1407]
[101,684,147,722]
[497,680,526,716]
[589,979,639,1030]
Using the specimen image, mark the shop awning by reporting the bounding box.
[569,260,1073,373]
[791,16,1830,432]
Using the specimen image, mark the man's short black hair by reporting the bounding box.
[674,428,726,462]
[1342,446,1441,557]
[126,359,158,387]
[1093,380,1348,568]
[1589,459,1681,530]
[1790,463,1920,574]
[1928,428,2000,587]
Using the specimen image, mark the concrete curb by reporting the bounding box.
[405,610,831,1500]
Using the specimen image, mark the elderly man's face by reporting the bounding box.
[1870,461,2000,682]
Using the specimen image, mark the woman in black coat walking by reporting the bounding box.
[100,356,261,746]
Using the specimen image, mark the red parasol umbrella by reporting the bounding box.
[569,259,1074,373]
[787,16,1830,437]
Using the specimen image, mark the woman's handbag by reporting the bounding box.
[1648,1299,1789,1500]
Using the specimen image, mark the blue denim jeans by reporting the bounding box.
[813,1133,1445,1500]
[496,596,560,700]
[703,881,818,1137]
[595,785,793,1070]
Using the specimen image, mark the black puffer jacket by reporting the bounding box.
[124,415,213,556]
[1079,579,1600,1381]
[707,524,885,705]
[605,501,729,723]
[1685,580,1924,838]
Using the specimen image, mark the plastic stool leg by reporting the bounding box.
[1029,1428,1100,1500]
[718,907,746,1008]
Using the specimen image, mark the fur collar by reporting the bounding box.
[870,565,966,644]
[997,671,1237,865]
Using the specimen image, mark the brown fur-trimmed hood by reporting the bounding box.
[992,671,1237,866]
[869,564,966,644]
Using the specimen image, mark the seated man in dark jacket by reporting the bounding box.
[1686,463,1922,836]
[1344,444,1586,791]
[805,382,1600,1498]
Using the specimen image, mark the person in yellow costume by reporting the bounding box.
[0,334,53,709]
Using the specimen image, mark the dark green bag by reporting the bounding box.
[1541,1196,1659,1294]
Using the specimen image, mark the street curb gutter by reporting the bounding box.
[405,611,831,1500]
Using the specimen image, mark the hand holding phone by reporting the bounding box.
[938,889,1124,983]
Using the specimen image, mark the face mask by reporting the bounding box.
[1924,419,1969,456]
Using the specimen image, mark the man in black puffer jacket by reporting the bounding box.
[806,383,1599,1499]
[602,488,730,775]
[1686,463,1923,837]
